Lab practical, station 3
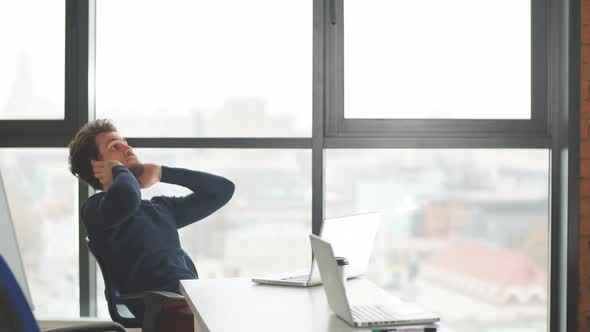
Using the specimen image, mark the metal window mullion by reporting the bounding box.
[67,0,96,318]
[0,135,71,147]
[548,0,579,331]
[324,0,340,137]
[531,0,550,129]
[565,0,581,330]
[312,0,327,236]
[125,138,312,149]
[0,121,74,137]
[324,136,551,149]
[548,79,575,331]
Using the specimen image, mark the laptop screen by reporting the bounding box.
[308,212,380,283]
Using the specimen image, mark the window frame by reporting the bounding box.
[325,0,551,145]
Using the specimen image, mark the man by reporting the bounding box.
[68,119,234,331]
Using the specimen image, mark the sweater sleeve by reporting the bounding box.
[158,166,235,229]
[92,165,142,226]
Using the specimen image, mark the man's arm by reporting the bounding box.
[93,165,142,223]
[158,166,235,229]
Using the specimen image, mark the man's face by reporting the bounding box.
[95,131,143,172]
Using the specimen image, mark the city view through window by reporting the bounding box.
[0,147,548,332]
[327,150,548,332]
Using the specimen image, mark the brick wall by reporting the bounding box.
[582,1,590,330]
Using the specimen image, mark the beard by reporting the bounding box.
[128,162,145,178]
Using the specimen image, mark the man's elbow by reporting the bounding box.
[222,179,235,204]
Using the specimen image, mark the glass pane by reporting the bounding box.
[344,1,531,119]
[326,149,548,332]
[0,149,79,318]
[97,149,311,318]
[96,0,312,137]
[0,1,65,119]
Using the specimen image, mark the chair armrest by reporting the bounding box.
[119,291,185,332]
[44,322,126,332]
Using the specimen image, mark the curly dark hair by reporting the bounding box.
[68,119,118,190]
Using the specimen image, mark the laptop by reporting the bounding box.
[251,212,380,287]
[309,234,441,328]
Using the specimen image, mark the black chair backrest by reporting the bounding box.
[0,255,39,332]
[86,239,141,328]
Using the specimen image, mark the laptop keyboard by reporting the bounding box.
[351,305,401,323]
[280,274,309,282]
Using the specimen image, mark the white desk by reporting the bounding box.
[180,278,444,332]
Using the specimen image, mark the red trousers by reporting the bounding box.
[156,299,194,332]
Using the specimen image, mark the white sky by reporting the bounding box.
[96,0,312,114]
[0,0,65,119]
[345,0,531,119]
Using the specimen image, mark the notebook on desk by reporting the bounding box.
[251,212,380,287]
[310,234,440,328]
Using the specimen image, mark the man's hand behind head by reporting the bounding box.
[91,160,123,191]
[137,164,162,189]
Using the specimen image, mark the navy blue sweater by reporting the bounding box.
[81,165,234,294]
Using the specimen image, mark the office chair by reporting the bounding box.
[86,239,197,332]
[0,255,125,332]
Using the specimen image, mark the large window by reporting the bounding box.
[326,149,549,332]
[0,1,65,120]
[0,149,79,318]
[0,1,575,328]
[95,0,312,137]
